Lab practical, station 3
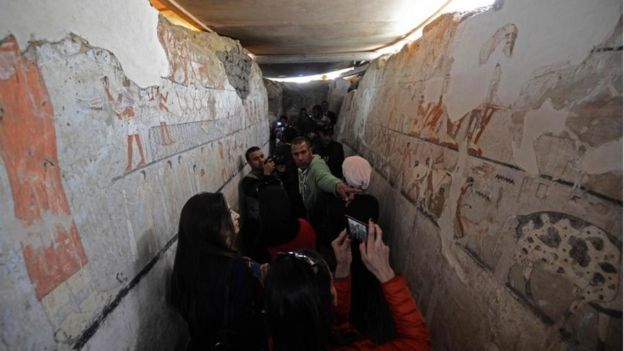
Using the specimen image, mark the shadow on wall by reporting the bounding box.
[133,250,190,351]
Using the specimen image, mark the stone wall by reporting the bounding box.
[336,0,622,349]
[264,78,284,122]
[327,78,350,120]
[0,1,269,349]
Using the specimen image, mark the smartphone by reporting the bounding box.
[346,215,368,241]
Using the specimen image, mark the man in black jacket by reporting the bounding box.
[239,146,281,261]
[314,124,345,179]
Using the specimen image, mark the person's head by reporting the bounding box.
[342,156,372,190]
[299,108,308,118]
[177,192,239,252]
[265,250,334,351]
[291,137,314,169]
[311,105,322,119]
[317,124,334,146]
[259,186,298,246]
[321,100,329,112]
[503,24,518,56]
[245,146,266,172]
[281,126,298,144]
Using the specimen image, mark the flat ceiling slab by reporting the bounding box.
[158,0,451,77]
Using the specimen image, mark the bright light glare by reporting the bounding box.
[267,67,355,83]
[374,0,495,56]
[445,0,496,13]
[392,1,445,35]
[265,0,495,82]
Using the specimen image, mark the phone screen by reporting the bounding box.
[346,216,368,241]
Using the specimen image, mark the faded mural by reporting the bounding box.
[0,15,269,350]
[337,1,622,350]
[0,36,88,301]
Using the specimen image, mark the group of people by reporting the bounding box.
[272,101,337,146]
[170,104,432,350]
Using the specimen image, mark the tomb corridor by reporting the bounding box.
[0,0,621,350]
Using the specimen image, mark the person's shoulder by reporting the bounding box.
[310,155,330,171]
[243,170,255,178]
[243,171,260,181]
[310,154,321,165]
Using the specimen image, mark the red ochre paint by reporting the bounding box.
[0,36,87,300]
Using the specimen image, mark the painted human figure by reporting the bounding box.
[416,75,451,146]
[419,94,445,140]
[150,86,175,145]
[0,36,87,299]
[158,24,191,85]
[461,24,516,155]
[479,24,518,65]
[465,63,503,156]
[102,76,146,172]
[395,140,415,190]
[441,74,501,155]
[422,154,451,217]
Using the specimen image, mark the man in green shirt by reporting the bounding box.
[290,137,358,215]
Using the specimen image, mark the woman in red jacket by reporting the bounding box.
[264,221,432,351]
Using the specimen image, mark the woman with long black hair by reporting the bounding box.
[264,223,431,351]
[171,192,266,350]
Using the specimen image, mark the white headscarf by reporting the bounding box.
[342,156,372,190]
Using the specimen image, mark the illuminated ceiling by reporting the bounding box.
[150,0,491,78]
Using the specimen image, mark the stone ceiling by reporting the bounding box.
[151,0,452,77]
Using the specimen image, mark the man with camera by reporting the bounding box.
[240,146,282,261]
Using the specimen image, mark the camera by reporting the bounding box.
[266,154,286,166]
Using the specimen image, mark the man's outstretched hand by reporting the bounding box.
[336,182,360,202]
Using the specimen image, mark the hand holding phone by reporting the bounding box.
[331,230,352,279]
[359,221,395,283]
[263,157,275,175]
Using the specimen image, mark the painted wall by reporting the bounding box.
[0,1,269,349]
[336,0,622,350]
